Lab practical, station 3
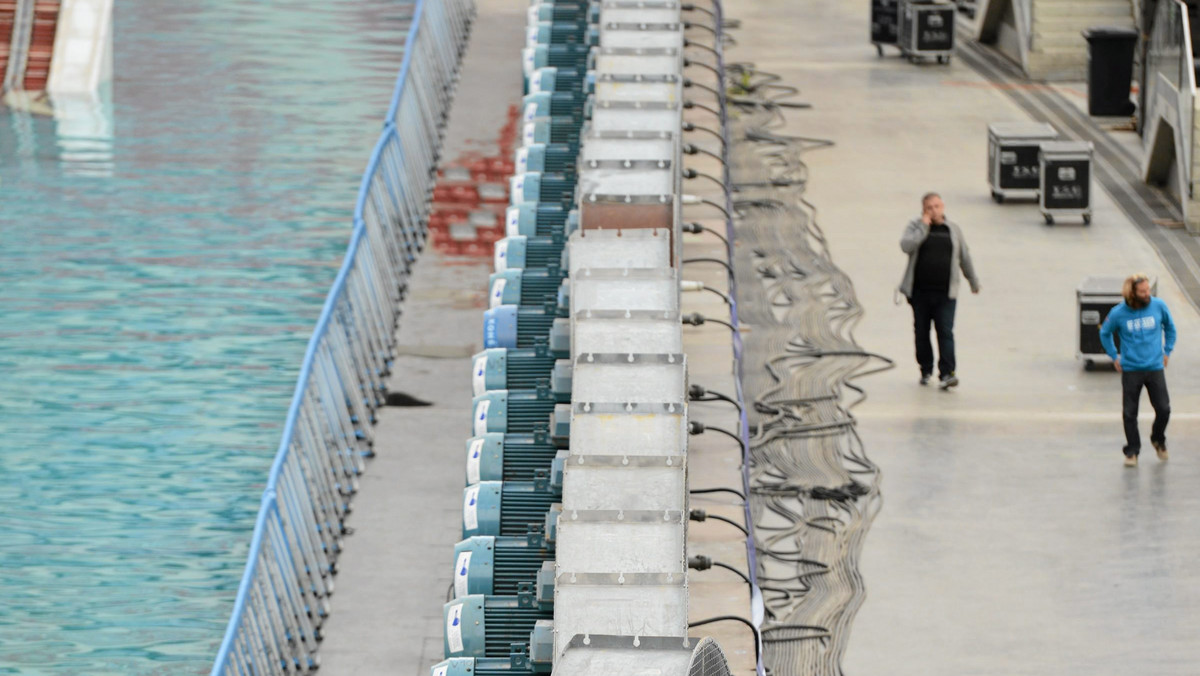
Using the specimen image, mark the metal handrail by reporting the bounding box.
[210,0,474,672]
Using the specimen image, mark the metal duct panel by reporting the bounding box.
[581,134,676,162]
[571,268,678,314]
[571,311,683,354]
[578,163,675,196]
[551,635,722,676]
[562,459,685,512]
[593,52,682,74]
[590,105,681,132]
[553,583,688,660]
[571,354,686,402]
[567,228,671,274]
[593,80,680,105]
[568,404,687,456]
[555,516,685,573]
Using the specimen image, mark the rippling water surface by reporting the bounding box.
[0,2,411,672]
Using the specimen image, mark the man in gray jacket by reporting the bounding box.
[899,193,981,389]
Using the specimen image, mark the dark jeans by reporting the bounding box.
[908,291,956,378]
[1121,369,1170,456]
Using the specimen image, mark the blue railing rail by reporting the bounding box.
[211,0,475,672]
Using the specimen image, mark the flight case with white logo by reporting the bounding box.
[987,122,1059,203]
[1076,276,1157,369]
[1039,141,1093,225]
[871,0,900,56]
[898,0,955,64]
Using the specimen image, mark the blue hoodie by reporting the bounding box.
[1099,297,1177,371]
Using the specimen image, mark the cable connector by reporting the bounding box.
[689,508,710,523]
[682,312,706,327]
[688,420,707,434]
[681,280,705,292]
[688,554,713,571]
[689,384,708,399]
[681,221,703,233]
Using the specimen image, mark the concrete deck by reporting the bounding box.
[316,2,756,673]
[319,0,1200,674]
[720,0,1200,674]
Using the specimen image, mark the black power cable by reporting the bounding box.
[682,312,737,332]
[689,383,742,411]
[689,616,762,663]
[690,508,749,535]
[690,486,747,501]
[680,221,729,247]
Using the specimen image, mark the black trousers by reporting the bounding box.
[1121,369,1170,456]
[908,291,956,378]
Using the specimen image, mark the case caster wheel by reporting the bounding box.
[1084,359,1095,371]
[1082,214,1091,225]
[991,191,1004,204]
[938,55,950,64]
[1044,214,1055,225]
[876,43,884,57]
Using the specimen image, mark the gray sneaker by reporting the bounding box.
[919,373,931,386]
[939,373,959,390]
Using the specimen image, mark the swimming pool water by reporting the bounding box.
[0,2,412,672]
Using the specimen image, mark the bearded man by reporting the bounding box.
[1099,273,1177,467]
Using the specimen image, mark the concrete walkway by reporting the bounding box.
[720,1,1200,674]
[315,0,522,671]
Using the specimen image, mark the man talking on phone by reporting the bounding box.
[898,192,981,389]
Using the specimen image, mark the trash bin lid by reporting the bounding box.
[988,122,1058,141]
[1082,26,1137,40]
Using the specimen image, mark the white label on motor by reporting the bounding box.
[433,666,449,676]
[472,356,488,396]
[516,147,530,173]
[467,438,485,484]
[524,122,536,145]
[489,278,507,309]
[473,399,491,436]
[464,485,481,531]
[454,551,473,598]
[512,176,528,203]
[446,603,465,654]
[527,6,538,25]
[530,74,542,94]
[523,48,536,76]
[494,239,509,273]
[506,207,521,235]
[526,26,539,48]
[524,102,539,123]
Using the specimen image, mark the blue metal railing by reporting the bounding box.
[211,0,475,672]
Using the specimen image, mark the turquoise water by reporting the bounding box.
[0,2,411,673]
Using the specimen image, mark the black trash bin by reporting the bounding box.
[1082,26,1138,116]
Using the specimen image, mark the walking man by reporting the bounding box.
[899,193,981,389]
[1100,273,1176,467]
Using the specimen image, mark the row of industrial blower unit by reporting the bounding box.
[431,2,735,676]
